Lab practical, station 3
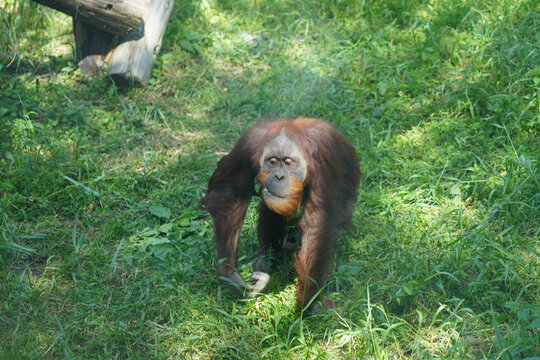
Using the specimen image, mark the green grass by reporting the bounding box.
[1,0,539,358]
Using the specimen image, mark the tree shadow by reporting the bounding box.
[1,0,538,358]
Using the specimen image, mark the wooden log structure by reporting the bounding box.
[107,0,174,87]
[32,0,174,87]
[32,0,147,37]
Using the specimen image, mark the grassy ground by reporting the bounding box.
[1,0,539,358]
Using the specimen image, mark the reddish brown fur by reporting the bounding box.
[202,117,361,310]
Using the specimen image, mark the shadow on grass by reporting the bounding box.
[1,0,539,358]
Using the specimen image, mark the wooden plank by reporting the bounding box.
[32,0,148,36]
[73,19,117,62]
[106,0,174,87]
